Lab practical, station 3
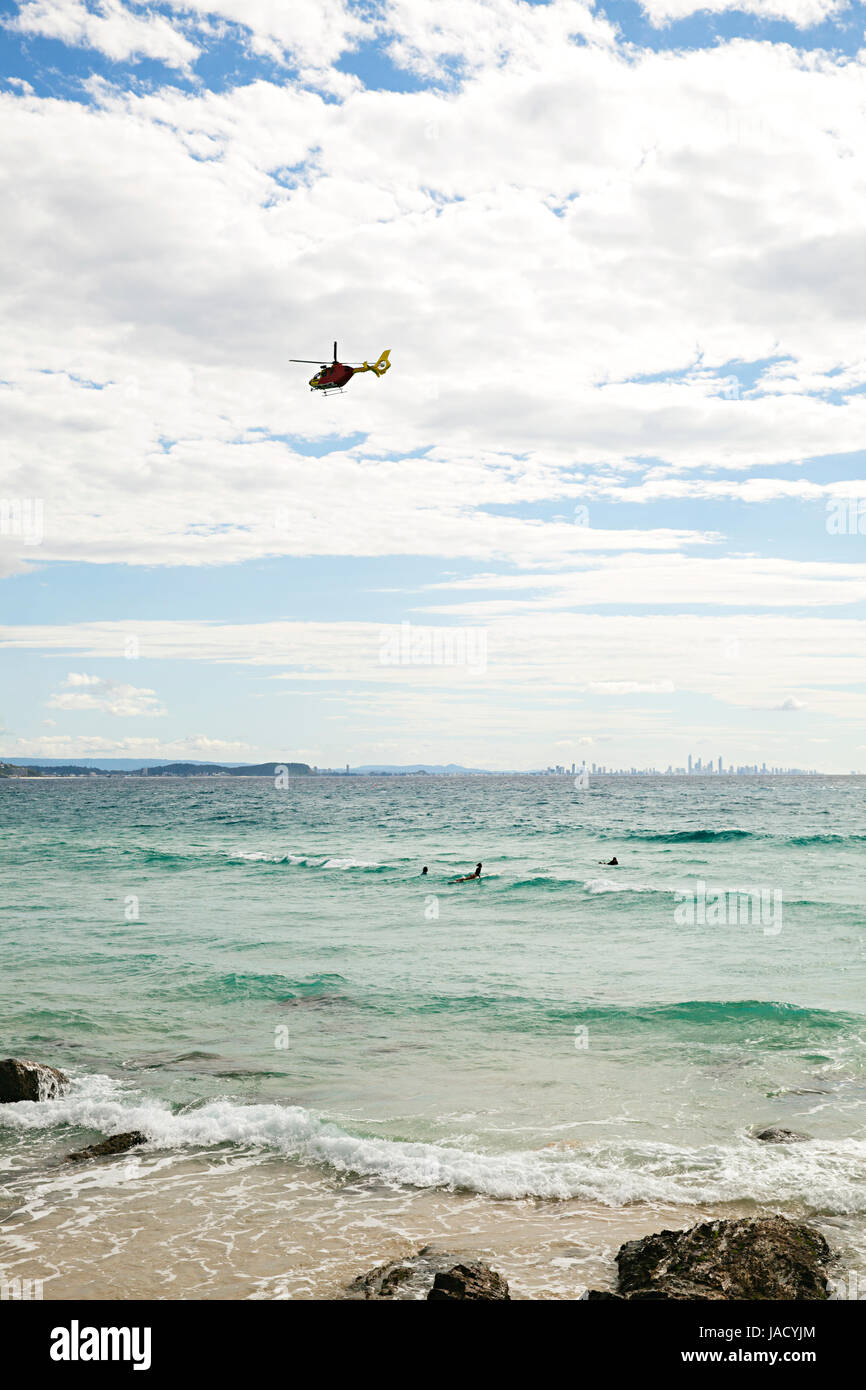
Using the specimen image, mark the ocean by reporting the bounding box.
[1,773,865,1299]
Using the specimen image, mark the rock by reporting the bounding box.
[580,1289,624,1300]
[0,1058,68,1103]
[614,1217,833,1301]
[64,1131,147,1163]
[344,1244,509,1300]
[754,1127,812,1143]
[428,1262,511,1300]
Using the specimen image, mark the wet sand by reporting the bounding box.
[1,1150,860,1299]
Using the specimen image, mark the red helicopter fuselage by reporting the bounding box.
[310,361,355,391]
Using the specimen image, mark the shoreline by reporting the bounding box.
[1,1142,863,1301]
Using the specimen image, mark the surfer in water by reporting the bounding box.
[421,866,428,875]
[599,855,618,865]
[452,862,482,883]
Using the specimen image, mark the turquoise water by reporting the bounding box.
[1,774,866,1295]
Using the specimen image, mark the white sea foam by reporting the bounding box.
[235,851,380,869]
[4,1074,866,1212]
[582,878,661,895]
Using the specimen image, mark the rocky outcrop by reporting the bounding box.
[344,1245,509,1300]
[428,1262,511,1300]
[0,1058,68,1103]
[582,1217,833,1301]
[65,1131,147,1163]
[754,1127,812,1143]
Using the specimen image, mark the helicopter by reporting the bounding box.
[290,342,391,395]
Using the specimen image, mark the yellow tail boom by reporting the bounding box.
[357,349,391,378]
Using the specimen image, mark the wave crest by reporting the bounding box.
[3,1074,866,1210]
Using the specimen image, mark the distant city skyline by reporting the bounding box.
[552,757,826,776]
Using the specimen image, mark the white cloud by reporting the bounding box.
[162,0,374,71]
[572,476,866,504]
[45,672,167,716]
[62,671,104,686]
[428,555,866,610]
[0,376,721,566]
[5,613,866,724]
[384,0,615,78]
[586,680,676,694]
[5,732,252,758]
[7,0,200,71]
[2,36,866,575]
[637,0,847,29]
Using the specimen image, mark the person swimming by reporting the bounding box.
[421,866,428,875]
[603,856,618,866]
[452,862,482,883]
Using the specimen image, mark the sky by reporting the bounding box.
[0,0,865,772]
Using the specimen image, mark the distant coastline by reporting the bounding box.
[0,759,312,779]
[1,759,855,779]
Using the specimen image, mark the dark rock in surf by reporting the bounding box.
[428,1262,511,1300]
[344,1244,509,1300]
[0,1057,69,1103]
[612,1217,833,1301]
[65,1131,147,1162]
[754,1127,812,1143]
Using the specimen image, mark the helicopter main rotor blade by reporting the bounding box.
[333,341,338,362]
[290,359,328,364]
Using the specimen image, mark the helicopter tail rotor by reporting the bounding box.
[365,349,391,378]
